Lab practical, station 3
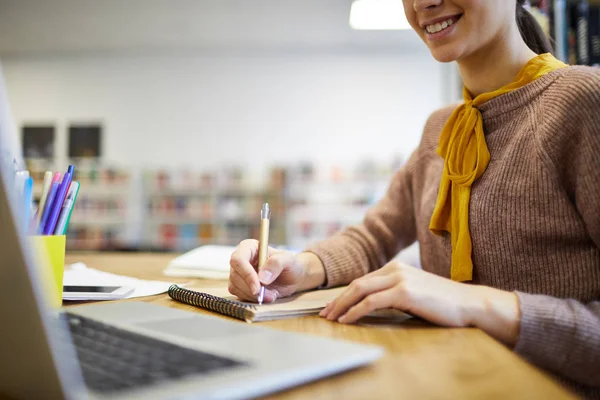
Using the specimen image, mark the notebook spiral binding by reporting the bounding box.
[168,284,257,322]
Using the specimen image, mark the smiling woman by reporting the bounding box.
[228,1,600,398]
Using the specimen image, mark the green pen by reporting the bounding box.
[56,182,80,235]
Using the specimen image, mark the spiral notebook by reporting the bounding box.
[168,284,348,323]
[168,285,413,323]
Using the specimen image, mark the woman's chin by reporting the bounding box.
[429,48,461,63]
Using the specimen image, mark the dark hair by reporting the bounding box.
[516,0,554,54]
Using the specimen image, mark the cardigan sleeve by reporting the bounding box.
[304,151,418,288]
[513,67,600,387]
[514,293,600,386]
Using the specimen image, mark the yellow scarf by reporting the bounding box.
[429,53,567,282]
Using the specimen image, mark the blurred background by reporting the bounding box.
[1,0,578,257]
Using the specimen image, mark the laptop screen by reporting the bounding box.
[0,61,22,174]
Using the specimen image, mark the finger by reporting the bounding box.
[320,266,400,317]
[324,275,394,320]
[325,276,396,321]
[230,240,261,295]
[230,266,280,304]
[233,239,260,264]
[258,252,295,285]
[229,269,256,300]
[232,239,281,265]
[262,288,279,304]
[338,288,401,324]
[232,269,280,304]
[322,264,405,318]
[228,275,278,304]
[228,281,255,302]
[319,300,334,317]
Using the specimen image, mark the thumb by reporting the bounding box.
[258,252,291,285]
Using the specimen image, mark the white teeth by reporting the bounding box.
[425,18,456,34]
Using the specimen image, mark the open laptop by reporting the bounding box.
[0,73,382,400]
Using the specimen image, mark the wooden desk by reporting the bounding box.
[63,252,574,400]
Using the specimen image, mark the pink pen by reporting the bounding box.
[52,172,62,183]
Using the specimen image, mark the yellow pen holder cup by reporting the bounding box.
[29,235,66,309]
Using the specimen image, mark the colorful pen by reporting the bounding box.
[43,172,72,235]
[257,203,271,305]
[61,181,80,235]
[54,182,80,235]
[37,172,62,231]
[38,182,59,234]
[22,177,33,231]
[36,171,53,225]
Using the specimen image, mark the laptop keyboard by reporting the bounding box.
[65,313,247,393]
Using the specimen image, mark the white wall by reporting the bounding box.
[2,52,445,173]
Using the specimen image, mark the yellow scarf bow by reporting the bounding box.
[429,53,567,282]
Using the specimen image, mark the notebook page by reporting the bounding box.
[193,286,412,323]
[198,286,348,319]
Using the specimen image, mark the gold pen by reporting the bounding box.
[257,203,271,304]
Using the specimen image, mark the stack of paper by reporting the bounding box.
[162,245,235,280]
[64,262,176,300]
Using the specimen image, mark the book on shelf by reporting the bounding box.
[553,0,600,66]
[590,2,600,65]
[554,0,569,62]
[576,0,590,65]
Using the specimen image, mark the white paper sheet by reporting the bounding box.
[163,245,235,279]
[63,262,175,300]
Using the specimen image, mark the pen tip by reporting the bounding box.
[258,286,265,305]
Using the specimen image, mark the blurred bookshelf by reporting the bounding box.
[141,167,288,251]
[285,158,403,250]
[531,0,600,66]
[66,166,130,251]
[26,155,405,253]
[28,160,132,251]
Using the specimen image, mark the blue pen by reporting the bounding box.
[22,177,33,232]
[39,182,59,234]
[67,164,75,176]
[43,172,72,235]
[15,170,29,200]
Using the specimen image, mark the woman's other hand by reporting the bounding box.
[320,261,520,346]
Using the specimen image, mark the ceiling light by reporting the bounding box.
[349,0,411,30]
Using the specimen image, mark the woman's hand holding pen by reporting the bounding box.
[230,242,520,346]
[229,239,326,303]
[319,261,521,346]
